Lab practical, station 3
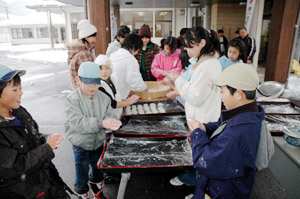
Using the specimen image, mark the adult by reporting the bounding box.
[234,30,240,38]
[135,24,160,81]
[106,26,130,57]
[67,19,97,89]
[110,34,147,99]
[217,29,228,56]
[239,27,256,64]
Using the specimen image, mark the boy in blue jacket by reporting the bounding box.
[187,63,274,199]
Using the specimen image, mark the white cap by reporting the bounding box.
[95,54,113,72]
[213,63,259,91]
[77,19,97,39]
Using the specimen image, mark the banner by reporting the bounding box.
[110,11,117,41]
[244,0,256,31]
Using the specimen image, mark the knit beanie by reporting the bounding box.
[77,19,97,39]
[95,54,113,73]
[138,24,151,38]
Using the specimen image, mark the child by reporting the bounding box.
[110,34,147,99]
[67,19,97,89]
[188,63,274,199]
[95,54,139,119]
[167,27,222,192]
[218,38,247,70]
[0,64,70,198]
[65,62,122,199]
[135,24,160,81]
[151,36,182,81]
[165,49,196,105]
[106,26,130,57]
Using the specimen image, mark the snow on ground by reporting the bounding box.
[0,43,67,63]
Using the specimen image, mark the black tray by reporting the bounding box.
[265,114,300,136]
[124,100,185,116]
[258,101,300,115]
[98,136,193,172]
[114,115,189,137]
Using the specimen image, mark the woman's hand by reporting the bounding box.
[47,133,64,150]
[187,117,206,132]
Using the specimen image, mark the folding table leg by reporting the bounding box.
[117,172,131,199]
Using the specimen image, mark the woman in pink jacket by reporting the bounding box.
[151,36,182,81]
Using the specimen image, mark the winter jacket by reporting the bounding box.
[99,76,123,119]
[218,55,243,71]
[135,42,160,81]
[190,104,267,199]
[239,35,256,62]
[106,40,121,57]
[175,55,221,124]
[65,88,117,151]
[151,49,182,81]
[66,39,94,88]
[110,48,147,99]
[0,107,69,199]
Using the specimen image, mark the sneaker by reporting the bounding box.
[185,194,194,199]
[76,191,89,199]
[170,176,184,186]
[90,182,108,199]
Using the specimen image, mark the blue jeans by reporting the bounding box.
[178,170,197,186]
[72,145,104,193]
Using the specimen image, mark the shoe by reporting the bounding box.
[170,176,184,186]
[185,194,194,199]
[76,191,89,199]
[90,181,108,199]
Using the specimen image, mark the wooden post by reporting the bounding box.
[264,0,300,83]
[89,0,111,55]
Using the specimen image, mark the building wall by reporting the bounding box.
[175,8,186,36]
[211,3,246,41]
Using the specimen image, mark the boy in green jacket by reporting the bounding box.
[65,61,122,199]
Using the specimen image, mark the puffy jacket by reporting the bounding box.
[151,49,182,81]
[65,88,117,150]
[106,40,121,57]
[190,105,265,199]
[175,56,221,124]
[0,107,69,199]
[110,48,147,99]
[66,39,94,88]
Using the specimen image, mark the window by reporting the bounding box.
[70,13,85,39]
[11,28,33,39]
[120,11,153,32]
[37,27,49,38]
[155,11,172,37]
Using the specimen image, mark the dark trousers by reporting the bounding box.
[72,145,104,194]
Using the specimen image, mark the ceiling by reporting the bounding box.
[57,0,244,8]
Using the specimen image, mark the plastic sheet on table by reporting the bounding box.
[99,136,193,170]
[265,115,300,135]
[258,102,300,114]
[116,116,188,136]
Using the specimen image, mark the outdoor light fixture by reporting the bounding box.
[190,1,200,7]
